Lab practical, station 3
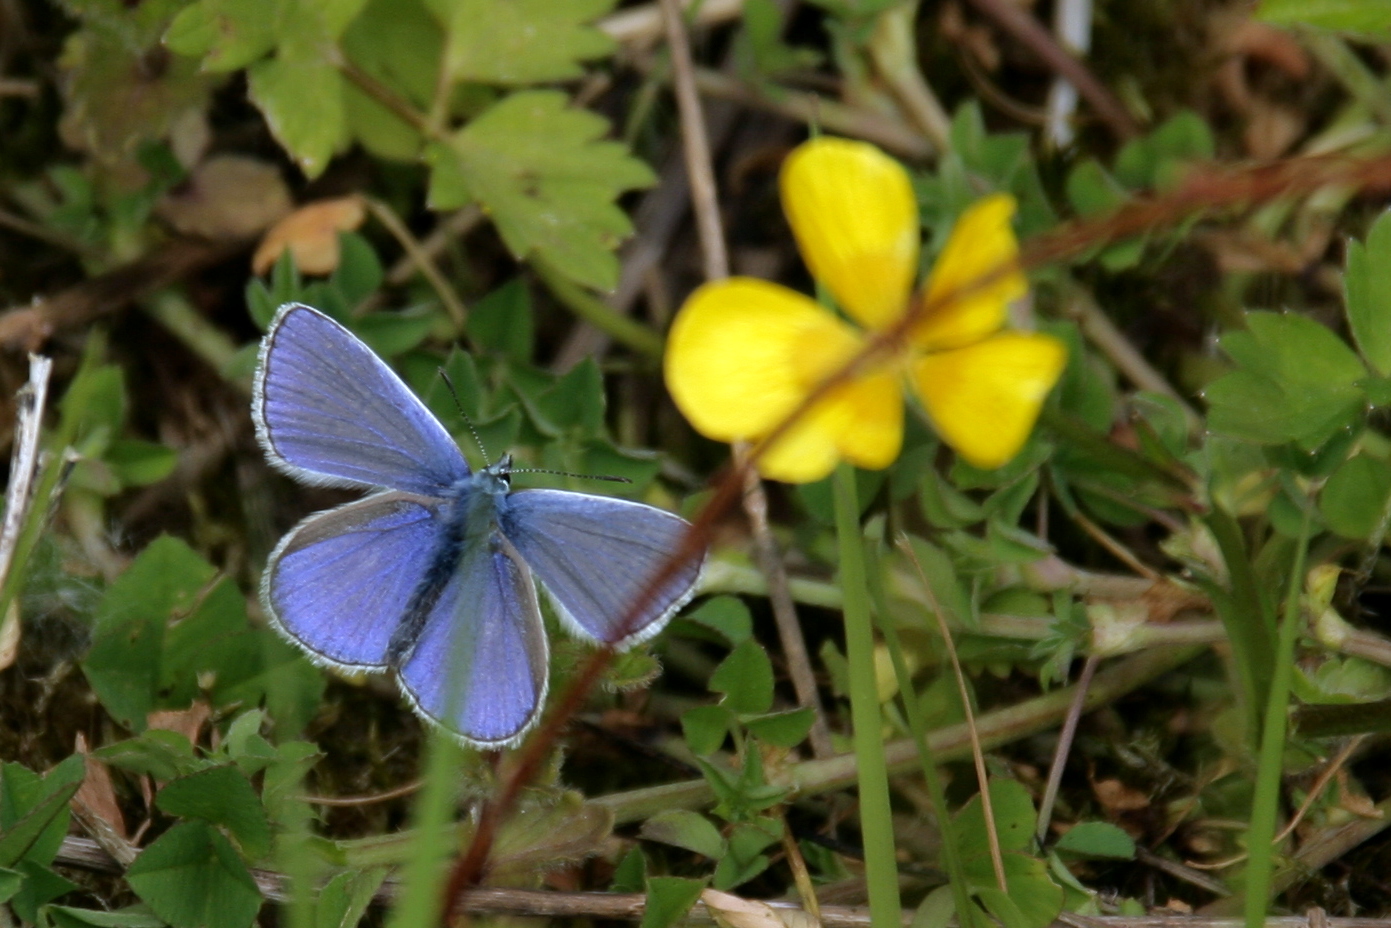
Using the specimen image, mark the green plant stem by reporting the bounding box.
[833,463,901,928]
[591,644,1202,825]
[1243,501,1313,928]
[864,542,979,927]
[384,731,464,928]
[532,258,665,361]
[142,292,242,379]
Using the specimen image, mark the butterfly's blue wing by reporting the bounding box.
[500,490,702,648]
[253,303,469,494]
[396,531,549,747]
[262,492,445,670]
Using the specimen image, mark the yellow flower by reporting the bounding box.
[664,137,1066,483]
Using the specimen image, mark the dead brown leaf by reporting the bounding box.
[252,195,366,276]
[157,155,292,241]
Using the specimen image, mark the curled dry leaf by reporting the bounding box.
[252,195,366,276]
[73,732,136,865]
[146,700,211,745]
[156,155,292,241]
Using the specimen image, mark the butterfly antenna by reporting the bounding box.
[437,370,491,467]
[505,466,632,485]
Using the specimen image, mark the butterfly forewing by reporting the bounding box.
[263,492,446,670]
[254,304,469,494]
[395,531,549,748]
[500,489,702,648]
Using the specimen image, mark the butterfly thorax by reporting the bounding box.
[385,461,513,664]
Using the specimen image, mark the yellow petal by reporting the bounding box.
[665,277,860,441]
[758,368,903,483]
[911,332,1066,469]
[913,194,1027,351]
[780,138,918,331]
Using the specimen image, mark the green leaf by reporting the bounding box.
[709,639,774,716]
[743,708,814,749]
[470,279,534,362]
[82,536,218,730]
[95,730,205,781]
[1345,210,1391,375]
[127,822,263,928]
[314,868,388,928]
[1320,453,1391,540]
[427,90,655,291]
[331,232,384,305]
[156,766,272,860]
[105,439,178,487]
[966,852,1063,928]
[610,847,645,893]
[1205,311,1366,449]
[0,756,85,868]
[640,876,706,928]
[165,0,277,71]
[340,0,440,160]
[247,53,348,179]
[0,866,20,904]
[426,0,616,85]
[682,596,752,646]
[1053,821,1136,860]
[681,705,733,756]
[640,810,724,859]
[954,779,1037,857]
[1258,0,1391,37]
[45,905,166,928]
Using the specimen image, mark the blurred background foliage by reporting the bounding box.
[9,0,1391,925]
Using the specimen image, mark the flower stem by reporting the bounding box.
[833,463,901,928]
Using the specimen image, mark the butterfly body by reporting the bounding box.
[253,303,703,747]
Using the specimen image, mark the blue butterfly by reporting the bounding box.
[252,303,703,748]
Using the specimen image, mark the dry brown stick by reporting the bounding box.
[0,238,244,351]
[965,0,1138,141]
[660,0,728,281]
[660,0,836,760]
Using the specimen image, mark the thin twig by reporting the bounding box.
[660,0,729,281]
[1035,654,1100,844]
[965,0,1137,141]
[661,0,834,758]
[902,540,1008,893]
[362,197,467,331]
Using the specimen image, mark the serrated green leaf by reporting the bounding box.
[640,810,724,859]
[1205,311,1366,449]
[165,0,276,71]
[426,0,616,85]
[1053,821,1136,860]
[709,638,774,716]
[157,766,272,860]
[247,53,348,178]
[1345,210,1391,375]
[127,822,262,928]
[427,90,655,291]
[95,730,206,781]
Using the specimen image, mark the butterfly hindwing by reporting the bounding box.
[500,489,701,648]
[254,303,469,494]
[262,492,446,670]
[395,530,549,748]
